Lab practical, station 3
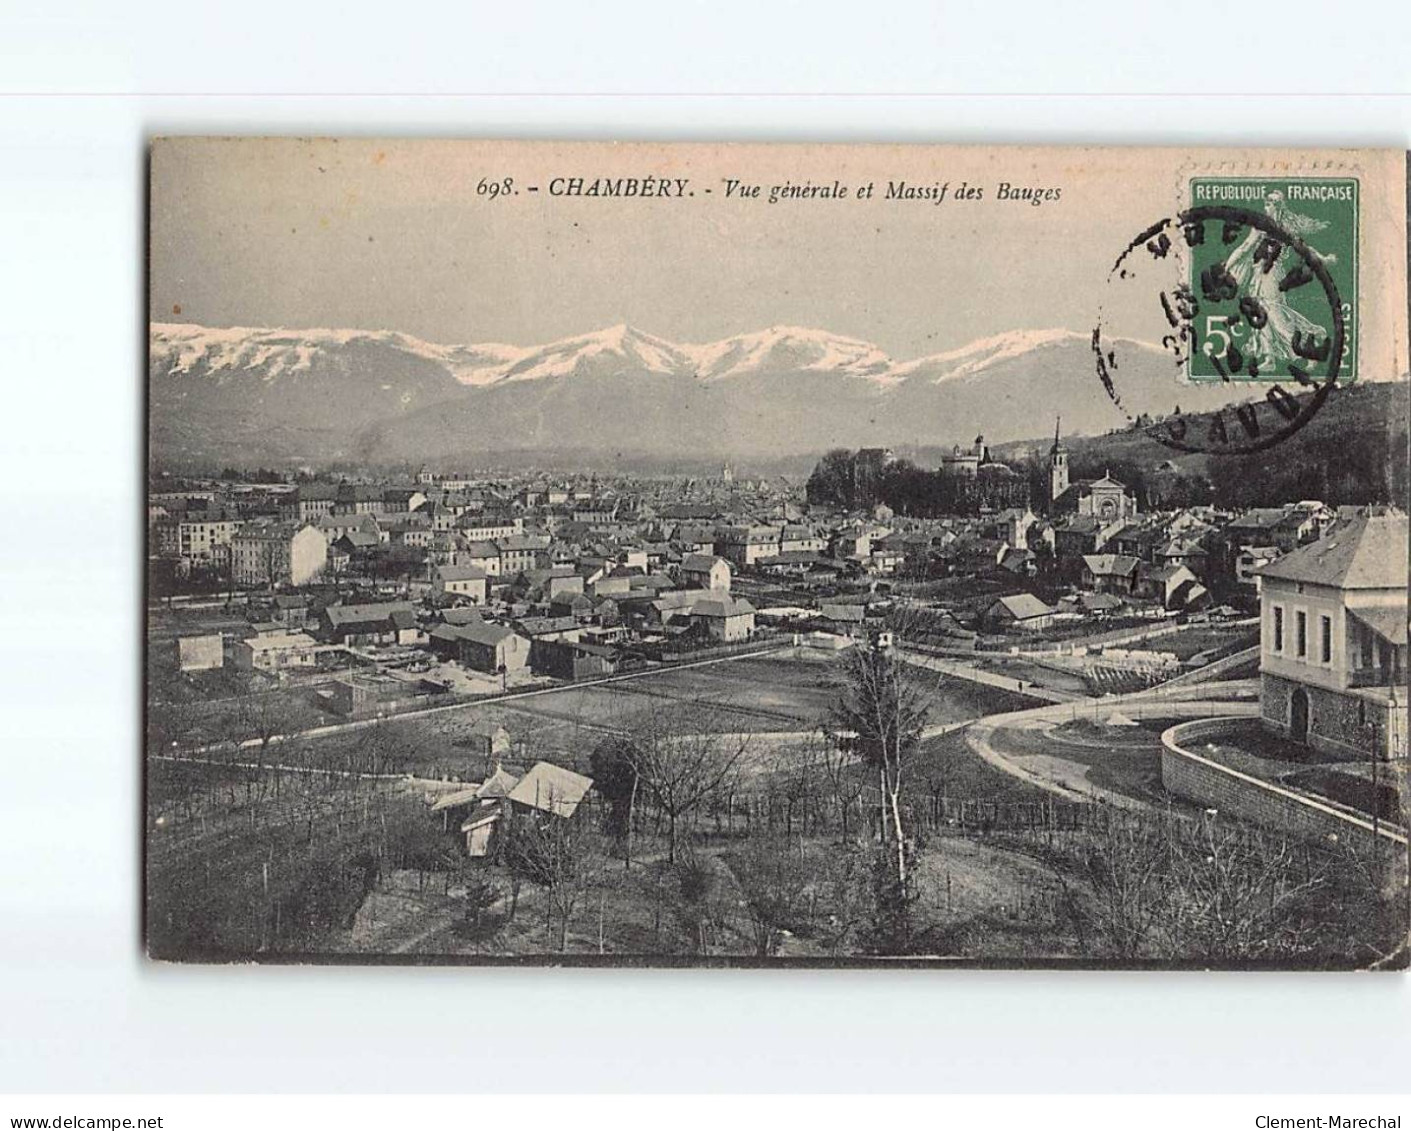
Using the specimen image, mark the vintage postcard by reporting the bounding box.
[146,140,1409,967]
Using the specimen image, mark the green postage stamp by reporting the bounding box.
[1186,176,1358,383]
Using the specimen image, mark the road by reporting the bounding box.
[963,684,1259,807]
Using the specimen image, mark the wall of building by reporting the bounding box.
[1161,717,1406,854]
[1261,577,1347,693]
[1260,671,1404,761]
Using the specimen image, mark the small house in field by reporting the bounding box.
[687,596,756,642]
[982,593,1056,632]
[507,761,594,821]
[430,766,521,856]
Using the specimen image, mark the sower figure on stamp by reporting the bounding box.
[1222,191,1336,372]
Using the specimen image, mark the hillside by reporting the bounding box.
[992,381,1409,509]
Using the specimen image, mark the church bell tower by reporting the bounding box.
[1048,417,1069,501]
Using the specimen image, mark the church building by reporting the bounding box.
[1046,419,1138,521]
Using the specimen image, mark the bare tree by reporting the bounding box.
[1073,812,1169,959]
[502,805,605,953]
[726,834,813,958]
[1161,818,1328,963]
[818,730,866,842]
[828,640,928,888]
[626,706,750,864]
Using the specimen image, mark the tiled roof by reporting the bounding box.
[1257,514,1407,589]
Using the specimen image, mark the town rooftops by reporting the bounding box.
[507,761,594,819]
[1256,513,1408,590]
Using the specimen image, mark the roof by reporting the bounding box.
[516,616,579,636]
[1256,514,1407,589]
[436,564,488,583]
[1082,554,1140,577]
[323,601,415,628]
[690,597,756,619]
[1347,605,1408,646]
[456,621,523,647]
[498,534,551,552]
[1141,564,1191,583]
[430,785,485,812]
[476,767,520,800]
[1058,514,1104,534]
[819,603,866,623]
[507,761,594,818]
[1227,507,1292,531]
[681,553,727,572]
[1079,592,1125,612]
[989,593,1054,620]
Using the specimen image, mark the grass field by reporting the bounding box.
[1154,624,1259,661]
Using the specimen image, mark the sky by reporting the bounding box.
[148,138,1407,371]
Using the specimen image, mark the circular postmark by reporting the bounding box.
[1093,202,1344,456]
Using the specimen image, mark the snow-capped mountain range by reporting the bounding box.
[152,321,1048,389]
[148,321,1243,465]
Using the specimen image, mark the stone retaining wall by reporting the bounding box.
[1161,717,1407,853]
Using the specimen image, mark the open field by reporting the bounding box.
[1154,624,1260,661]
[206,650,1050,783]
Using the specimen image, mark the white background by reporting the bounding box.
[1,0,1409,1096]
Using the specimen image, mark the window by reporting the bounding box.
[1272,605,1284,653]
[1320,615,1332,664]
[1296,611,1307,658]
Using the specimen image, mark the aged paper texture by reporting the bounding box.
[146,140,1409,967]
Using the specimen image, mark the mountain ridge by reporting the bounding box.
[148,321,1303,467]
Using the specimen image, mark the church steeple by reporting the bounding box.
[1048,416,1069,502]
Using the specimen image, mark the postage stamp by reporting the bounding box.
[1093,172,1364,455]
[1186,177,1358,384]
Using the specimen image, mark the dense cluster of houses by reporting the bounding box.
[155,459,1393,709]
